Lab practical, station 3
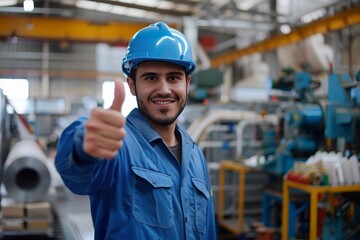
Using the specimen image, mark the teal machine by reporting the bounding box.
[188,68,223,103]
[262,71,324,238]
[264,71,324,175]
[264,70,360,176]
[325,73,360,153]
[262,71,360,239]
[322,72,360,240]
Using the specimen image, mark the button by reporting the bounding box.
[152,179,157,184]
[184,217,188,223]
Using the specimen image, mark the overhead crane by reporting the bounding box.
[0,6,359,67]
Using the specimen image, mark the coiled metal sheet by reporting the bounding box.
[3,140,51,202]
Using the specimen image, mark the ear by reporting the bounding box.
[127,77,136,96]
[186,75,191,94]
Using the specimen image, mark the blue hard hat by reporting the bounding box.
[121,22,196,77]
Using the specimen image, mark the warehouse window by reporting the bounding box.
[102,81,137,117]
[0,78,29,113]
[0,78,29,100]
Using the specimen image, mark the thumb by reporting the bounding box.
[109,79,125,112]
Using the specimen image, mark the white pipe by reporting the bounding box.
[236,119,274,158]
[187,109,277,143]
[199,140,237,151]
[197,44,211,70]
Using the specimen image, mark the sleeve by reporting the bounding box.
[54,117,117,195]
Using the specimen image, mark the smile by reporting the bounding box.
[153,100,174,105]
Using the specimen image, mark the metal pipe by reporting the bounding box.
[3,140,51,202]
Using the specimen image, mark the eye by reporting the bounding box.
[168,75,181,81]
[144,75,157,81]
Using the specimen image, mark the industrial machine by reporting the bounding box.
[321,72,360,240]
[263,70,324,176]
[265,69,360,178]
[263,70,360,240]
[325,72,360,154]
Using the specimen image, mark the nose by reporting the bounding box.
[156,78,171,95]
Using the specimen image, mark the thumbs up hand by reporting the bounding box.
[83,79,126,159]
[109,78,125,112]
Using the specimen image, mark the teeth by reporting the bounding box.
[155,101,172,104]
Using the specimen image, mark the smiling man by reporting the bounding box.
[55,22,216,240]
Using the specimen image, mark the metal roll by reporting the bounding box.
[3,140,51,202]
[1,90,11,170]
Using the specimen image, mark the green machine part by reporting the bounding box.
[189,69,223,102]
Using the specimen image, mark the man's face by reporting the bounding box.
[127,61,190,126]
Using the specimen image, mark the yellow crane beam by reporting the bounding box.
[0,6,359,67]
[210,6,360,68]
[0,15,149,44]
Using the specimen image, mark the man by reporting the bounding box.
[55,22,216,240]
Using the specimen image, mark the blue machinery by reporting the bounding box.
[263,71,324,176]
[321,73,360,240]
[261,71,360,239]
[326,73,360,151]
[264,71,360,175]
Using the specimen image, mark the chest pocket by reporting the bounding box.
[132,166,174,228]
[192,178,210,234]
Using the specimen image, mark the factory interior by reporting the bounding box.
[0,0,360,239]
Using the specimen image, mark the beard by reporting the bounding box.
[135,89,187,126]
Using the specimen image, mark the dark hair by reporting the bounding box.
[129,69,136,82]
[185,70,190,79]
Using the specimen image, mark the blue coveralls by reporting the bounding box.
[55,108,217,240]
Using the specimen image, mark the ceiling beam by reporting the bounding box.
[0,6,182,25]
[0,15,150,44]
[0,13,275,43]
[210,6,360,68]
[93,0,193,16]
[197,17,276,31]
[0,68,123,80]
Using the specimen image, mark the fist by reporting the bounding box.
[83,79,126,159]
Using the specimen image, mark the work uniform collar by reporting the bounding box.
[126,108,160,143]
[126,108,193,147]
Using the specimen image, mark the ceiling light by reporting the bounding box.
[0,0,17,7]
[158,1,175,10]
[139,0,159,8]
[97,2,112,12]
[280,24,291,34]
[23,0,34,12]
[126,8,147,18]
[300,9,326,23]
[110,6,128,15]
[76,0,97,10]
[146,12,160,19]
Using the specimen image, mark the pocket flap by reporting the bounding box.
[192,178,210,199]
[132,166,173,188]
